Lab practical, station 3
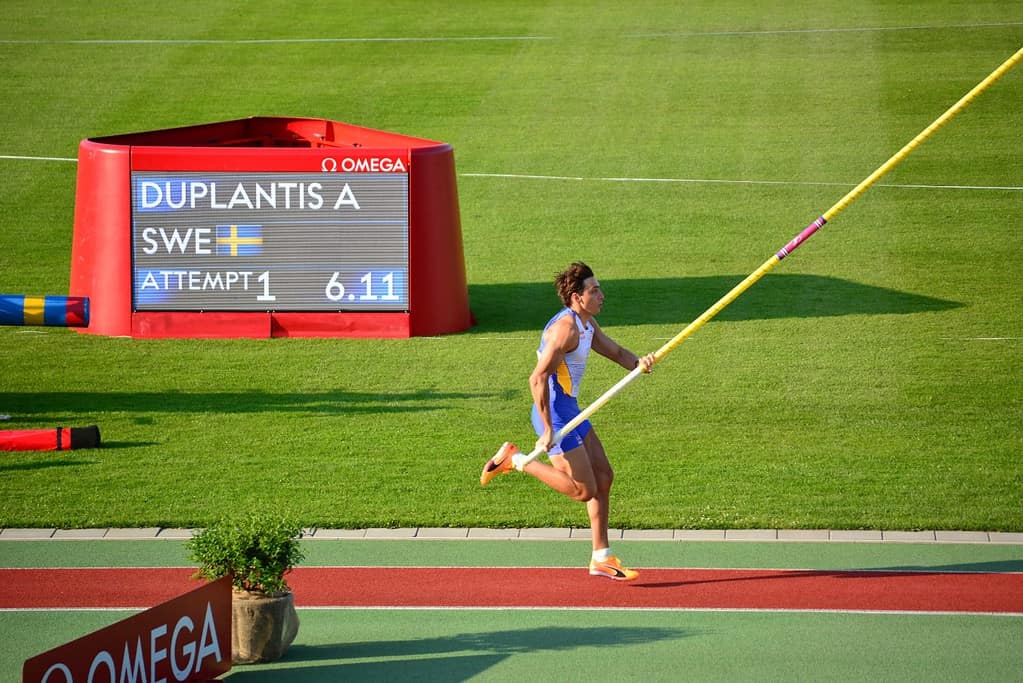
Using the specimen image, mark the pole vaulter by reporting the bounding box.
[484,45,1022,476]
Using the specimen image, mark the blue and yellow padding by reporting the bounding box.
[0,295,90,327]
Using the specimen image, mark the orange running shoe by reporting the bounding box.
[589,556,640,581]
[480,442,519,486]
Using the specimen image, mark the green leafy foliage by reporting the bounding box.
[185,513,305,595]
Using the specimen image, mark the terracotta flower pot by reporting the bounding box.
[231,589,300,664]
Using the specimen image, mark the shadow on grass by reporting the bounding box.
[0,441,150,470]
[0,389,495,418]
[468,274,962,333]
[224,626,691,682]
[89,440,159,449]
[0,458,98,473]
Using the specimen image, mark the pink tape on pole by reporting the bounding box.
[776,217,827,260]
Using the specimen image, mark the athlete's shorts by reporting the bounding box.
[530,399,593,457]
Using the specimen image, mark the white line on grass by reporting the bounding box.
[2,22,1019,45]
[4,156,1020,192]
[0,154,77,162]
[626,22,1023,39]
[460,172,1023,192]
[0,36,552,45]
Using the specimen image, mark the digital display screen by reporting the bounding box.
[130,172,409,311]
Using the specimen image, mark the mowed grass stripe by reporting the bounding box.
[0,1,1019,531]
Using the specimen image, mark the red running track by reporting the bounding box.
[4,567,1023,614]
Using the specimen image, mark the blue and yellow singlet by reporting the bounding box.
[530,308,594,455]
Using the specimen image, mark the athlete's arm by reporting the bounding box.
[590,320,654,371]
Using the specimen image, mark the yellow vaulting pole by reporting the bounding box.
[512,46,1022,468]
[824,45,1023,224]
[653,44,1023,365]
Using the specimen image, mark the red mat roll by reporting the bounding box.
[0,426,100,451]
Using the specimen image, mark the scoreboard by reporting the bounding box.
[69,116,473,339]
[131,172,409,312]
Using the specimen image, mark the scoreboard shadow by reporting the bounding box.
[0,389,494,419]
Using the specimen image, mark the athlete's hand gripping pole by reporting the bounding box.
[501,46,1023,471]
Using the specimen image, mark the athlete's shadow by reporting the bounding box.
[468,274,961,333]
[633,571,806,589]
[633,559,1023,589]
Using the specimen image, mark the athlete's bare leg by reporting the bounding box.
[521,454,594,502]
[521,429,613,552]
[581,430,613,551]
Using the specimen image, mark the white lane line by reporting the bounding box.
[5,606,1019,615]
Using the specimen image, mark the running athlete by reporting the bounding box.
[481,262,654,581]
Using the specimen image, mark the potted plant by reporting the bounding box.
[186,512,305,664]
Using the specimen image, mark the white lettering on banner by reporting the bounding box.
[121,637,146,682]
[150,624,168,683]
[320,156,407,173]
[339,157,407,173]
[141,228,214,255]
[140,180,329,210]
[39,663,73,682]
[30,601,224,683]
[196,603,223,672]
[170,617,195,681]
[332,183,361,210]
[87,650,115,680]
[23,576,231,683]
[140,270,261,292]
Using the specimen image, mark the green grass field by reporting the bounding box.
[1,2,1020,531]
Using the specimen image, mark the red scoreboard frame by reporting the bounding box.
[70,117,473,338]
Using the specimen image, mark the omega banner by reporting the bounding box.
[22,576,232,683]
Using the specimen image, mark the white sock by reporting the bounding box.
[592,547,611,562]
[511,452,528,471]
